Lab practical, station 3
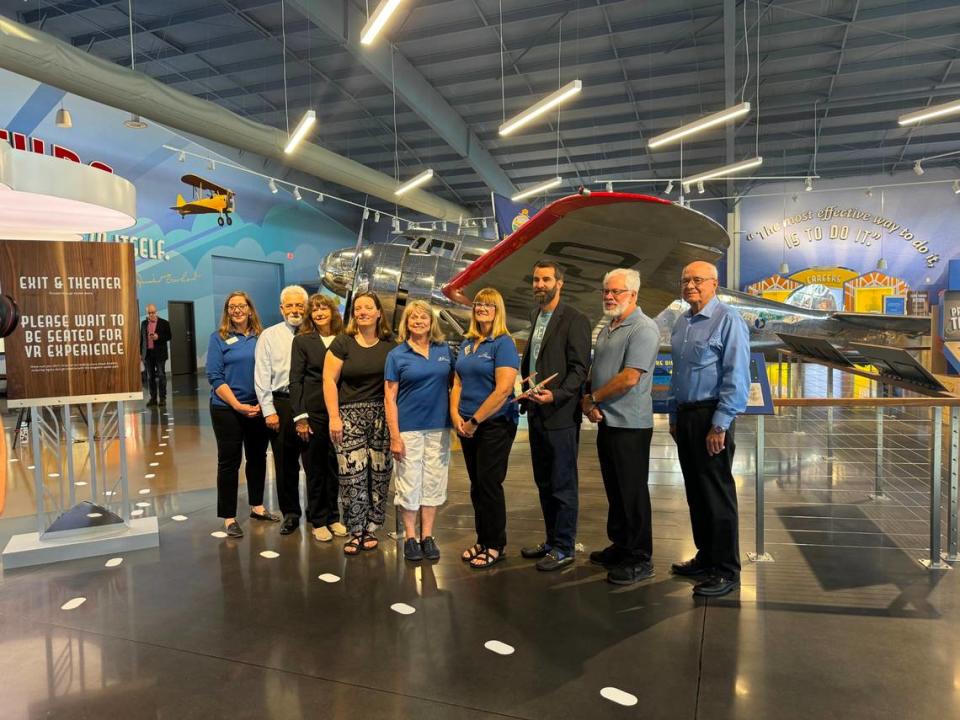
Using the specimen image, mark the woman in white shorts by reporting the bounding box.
[384,300,453,562]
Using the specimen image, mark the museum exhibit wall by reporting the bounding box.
[737,172,960,313]
[0,69,359,367]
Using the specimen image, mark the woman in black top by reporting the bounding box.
[322,291,395,555]
[290,293,347,543]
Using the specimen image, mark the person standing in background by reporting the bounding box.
[140,304,171,407]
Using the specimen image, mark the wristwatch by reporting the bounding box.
[711,425,725,434]
[587,393,598,406]
[467,416,479,427]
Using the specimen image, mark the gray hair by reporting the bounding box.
[603,268,641,293]
[280,284,308,303]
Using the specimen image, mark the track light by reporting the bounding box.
[360,0,405,45]
[395,168,434,196]
[208,159,216,171]
[664,180,674,194]
[363,208,370,220]
[177,150,186,163]
[499,79,582,136]
[374,211,381,223]
[682,157,763,192]
[648,102,750,149]
[482,218,487,228]
[442,221,448,232]
[697,181,705,195]
[898,98,960,126]
[268,178,278,194]
[124,113,147,129]
[512,176,563,201]
[284,109,316,154]
[953,180,960,195]
[391,217,400,231]
[55,107,73,128]
[865,188,873,198]
[316,193,324,202]
[805,176,813,191]
[914,160,924,176]
[605,182,614,193]
[292,187,302,201]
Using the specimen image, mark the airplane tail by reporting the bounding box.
[175,194,186,207]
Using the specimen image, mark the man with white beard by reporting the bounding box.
[255,285,310,535]
[580,268,660,585]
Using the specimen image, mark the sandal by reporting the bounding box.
[470,548,504,570]
[461,543,485,562]
[361,532,379,551]
[344,535,363,556]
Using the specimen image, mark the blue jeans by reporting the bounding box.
[528,413,580,554]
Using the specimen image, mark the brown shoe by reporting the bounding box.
[313,526,333,542]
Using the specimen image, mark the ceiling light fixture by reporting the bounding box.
[664,180,674,194]
[697,181,705,195]
[499,79,582,136]
[914,160,924,176]
[360,0,405,45]
[865,188,873,197]
[177,150,186,163]
[317,193,324,202]
[953,180,960,195]
[805,176,813,191]
[363,208,370,220]
[682,156,763,192]
[374,211,381,223]
[55,107,73,129]
[648,102,751,149]
[779,262,790,275]
[606,182,614,193]
[124,113,147,129]
[876,257,888,271]
[268,178,278,194]
[208,159,216,171]
[395,168,434,196]
[898,98,960,126]
[292,187,302,201]
[284,109,316,154]
[512,176,563,201]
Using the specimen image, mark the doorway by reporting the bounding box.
[168,301,197,375]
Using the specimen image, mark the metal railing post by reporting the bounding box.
[922,406,950,570]
[748,414,773,562]
[947,406,960,562]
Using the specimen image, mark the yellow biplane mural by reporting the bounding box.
[171,174,235,226]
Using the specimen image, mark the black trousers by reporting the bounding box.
[303,415,340,527]
[269,395,305,518]
[144,349,167,400]
[596,423,653,562]
[676,406,740,579]
[211,404,269,518]
[460,417,517,550]
[528,412,580,553]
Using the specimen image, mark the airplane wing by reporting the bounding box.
[442,192,729,331]
[180,174,232,195]
[832,312,929,336]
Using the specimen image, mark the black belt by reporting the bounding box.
[677,399,718,411]
[273,390,290,398]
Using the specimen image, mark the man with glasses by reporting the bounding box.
[668,261,749,597]
[581,268,660,585]
[255,285,310,535]
[140,304,172,407]
[519,261,591,571]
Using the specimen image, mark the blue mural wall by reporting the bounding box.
[0,69,359,365]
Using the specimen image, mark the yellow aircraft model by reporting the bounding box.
[171,174,236,226]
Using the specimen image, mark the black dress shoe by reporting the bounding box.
[671,557,712,577]
[536,549,574,572]
[693,575,740,597]
[145,398,158,407]
[225,522,244,538]
[607,561,655,586]
[589,544,625,568]
[403,538,423,561]
[420,536,440,561]
[250,509,281,522]
[521,543,549,559]
[279,515,299,535]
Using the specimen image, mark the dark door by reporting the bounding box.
[168,301,196,375]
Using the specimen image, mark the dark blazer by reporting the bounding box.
[140,317,172,359]
[519,300,592,429]
[290,332,333,422]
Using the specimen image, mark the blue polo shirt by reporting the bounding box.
[206,331,260,407]
[385,341,453,432]
[455,334,520,423]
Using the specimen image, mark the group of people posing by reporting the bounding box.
[203,258,749,597]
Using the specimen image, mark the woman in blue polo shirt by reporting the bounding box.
[385,300,453,562]
[207,291,277,538]
[451,287,520,569]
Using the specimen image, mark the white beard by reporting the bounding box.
[602,301,629,319]
[286,315,303,327]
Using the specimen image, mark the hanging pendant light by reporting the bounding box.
[55,107,73,128]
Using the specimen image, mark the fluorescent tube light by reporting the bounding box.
[682,156,763,192]
[648,102,751,149]
[361,0,405,45]
[511,176,563,201]
[395,168,434,196]
[898,98,960,126]
[284,110,316,154]
[499,80,582,136]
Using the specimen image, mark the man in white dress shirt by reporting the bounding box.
[255,285,309,535]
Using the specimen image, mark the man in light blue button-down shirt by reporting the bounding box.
[667,261,749,598]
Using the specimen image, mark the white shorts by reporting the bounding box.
[393,429,451,510]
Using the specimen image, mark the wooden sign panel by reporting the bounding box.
[0,240,141,408]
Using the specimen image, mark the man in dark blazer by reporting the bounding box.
[140,304,172,406]
[520,261,592,571]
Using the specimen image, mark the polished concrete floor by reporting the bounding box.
[1,373,959,719]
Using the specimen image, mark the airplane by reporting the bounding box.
[171,174,235,227]
[318,191,928,353]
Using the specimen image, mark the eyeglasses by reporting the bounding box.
[473,302,496,310]
[680,276,717,287]
[600,288,632,297]
[227,304,248,312]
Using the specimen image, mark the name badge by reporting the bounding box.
[225,336,239,345]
